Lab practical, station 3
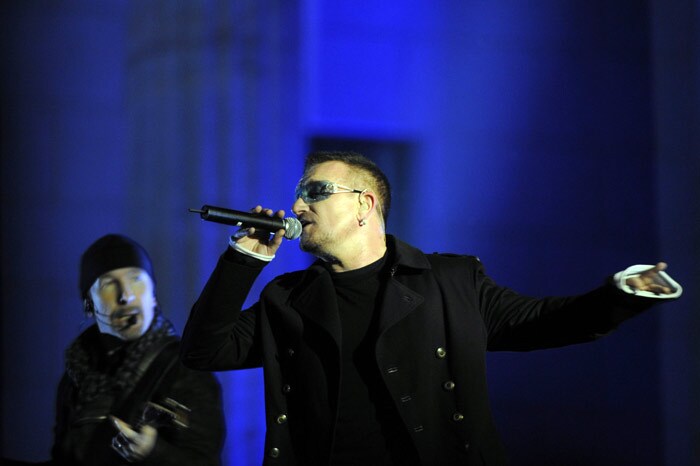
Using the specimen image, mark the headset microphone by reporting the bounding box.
[93,310,139,330]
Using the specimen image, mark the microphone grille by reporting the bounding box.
[283,217,302,240]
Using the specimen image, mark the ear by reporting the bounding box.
[357,189,378,220]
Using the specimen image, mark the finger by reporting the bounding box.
[649,284,672,294]
[129,425,158,458]
[638,283,668,294]
[110,416,135,435]
[638,262,670,287]
[141,424,157,440]
[111,420,141,443]
[627,276,657,291]
[642,262,667,276]
[626,277,645,289]
[626,275,673,294]
[271,229,285,247]
[258,207,285,219]
[119,427,140,443]
[246,227,274,245]
[232,228,250,239]
[251,206,285,218]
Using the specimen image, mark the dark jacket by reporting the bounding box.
[181,236,656,465]
[52,327,225,466]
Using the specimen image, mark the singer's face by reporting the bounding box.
[292,161,361,260]
[89,267,156,341]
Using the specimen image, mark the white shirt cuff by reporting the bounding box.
[228,236,275,262]
[614,264,682,299]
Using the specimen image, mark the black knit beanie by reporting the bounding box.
[79,234,155,297]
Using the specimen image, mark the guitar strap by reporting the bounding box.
[62,337,182,464]
[110,336,180,422]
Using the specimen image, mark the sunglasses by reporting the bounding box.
[295,180,365,204]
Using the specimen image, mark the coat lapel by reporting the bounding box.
[374,236,432,335]
[289,265,342,348]
[287,237,432,348]
[377,278,425,336]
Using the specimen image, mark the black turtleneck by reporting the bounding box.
[327,255,418,465]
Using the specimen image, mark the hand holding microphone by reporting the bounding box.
[190,204,301,257]
[189,204,302,239]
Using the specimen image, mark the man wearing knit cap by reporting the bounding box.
[50,234,226,465]
[79,234,158,342]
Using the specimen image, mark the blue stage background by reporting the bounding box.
[2,1,698,465]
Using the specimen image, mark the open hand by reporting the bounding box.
[625,262,674,295]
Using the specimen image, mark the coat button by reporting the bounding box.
[452,412,464,422]
[435,347,447,358]
[276,414,288,424]
[282,384,292,394]
[443,380,456,391]
[287,348,295,357]
[387,366,399,374]
[465,442,470,451]
[269,447,280,458]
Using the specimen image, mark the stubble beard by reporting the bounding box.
[299,232,340,264]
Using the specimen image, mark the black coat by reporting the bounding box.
[181,236,657,465]
[52,330,225,466]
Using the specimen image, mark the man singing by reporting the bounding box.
[181,151,681,465]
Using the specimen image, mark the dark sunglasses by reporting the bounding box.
[295,180,365,204]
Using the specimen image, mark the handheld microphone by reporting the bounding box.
[189,205,302,240]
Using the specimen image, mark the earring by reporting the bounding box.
[359,219,366,226]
